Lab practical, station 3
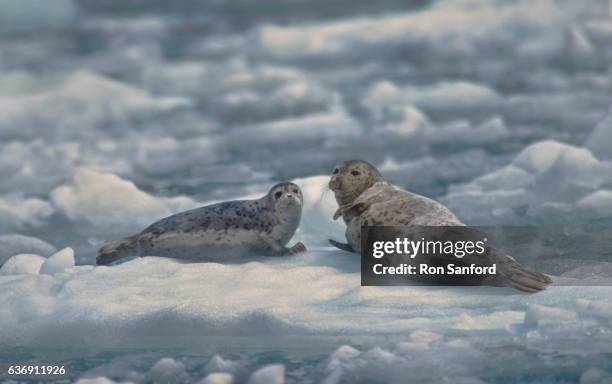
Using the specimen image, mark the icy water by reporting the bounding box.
[1,0,612,382]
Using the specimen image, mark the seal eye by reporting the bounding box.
[333,168,339,174]
[292,188,299,194]
[274,191,282,199]
[351,170,360,176]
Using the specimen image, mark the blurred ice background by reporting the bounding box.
[1,0,612,382]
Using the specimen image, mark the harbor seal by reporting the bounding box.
[328,160,552,292]
[97,182,307,265]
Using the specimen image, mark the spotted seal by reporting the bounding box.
[328,160,551,292]
[97,182,306,265]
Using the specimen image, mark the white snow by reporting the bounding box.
[146,358,189,384]
[247,364,284,384]
[292,175,344,245]
[40,247,75,275]
[0,248,610,351]
[1,247,74,276]
[0,254,46,275]
[204,355,242,376]
[198,373,234,384]
[50,169,172,232]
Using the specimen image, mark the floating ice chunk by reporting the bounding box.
[235,107,359,143]
[380,105,430,138]
[326,345,360,375]
[323,346,360,384]
[40,247,75,275]
[363,82,430,128]
[146,358,189,384]
[0,194,55,232]
[529,144,605,203]
[50,169,171,231]
[565,25,602,70]
[427,116,509,145]
[512,140,572,173]
[577,190,612,217]
[575,299,612,322]
[0,71,189,141]
[257,0,565,60]
[0,140,86,196]
[454,311,524,331]
[443,133,612,223]
[135,136,222,177]
[204,355,242,376]
[409,330,443,344]
[523,304,579,330]
[329,345,360,362]
[75,378,118,384]
[0,254,45,275]
[580,368,612,384]
[586,106,612,160]
[561,262,612,280]
[398,82,502,113]
[198,373,234,384]
[363,80,506,141]
[58,71,189,113]
[145,61,334,124]
[0,234,56,267]
[247,364,284,384]
[216,66,334,124]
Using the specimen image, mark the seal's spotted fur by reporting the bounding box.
[328,160,551,293]
[97,182,306,264]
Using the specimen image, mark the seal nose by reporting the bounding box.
[284,193,301,205]
[329,176,339,190]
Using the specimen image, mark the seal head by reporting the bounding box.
[267,182,303,212]
[329,160,384,215]
[264,182,304,247]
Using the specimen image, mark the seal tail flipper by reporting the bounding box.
[329,239,355,253]
[497,258,552,293]
[97,237,137,265]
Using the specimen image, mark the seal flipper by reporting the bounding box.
[259,233,307,256]
[329,239,355,253]
[491,249,552,293]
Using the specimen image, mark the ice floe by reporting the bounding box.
[443,117,612,224]
[0,234,56,266]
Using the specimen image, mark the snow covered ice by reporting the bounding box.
[1,0,612,382]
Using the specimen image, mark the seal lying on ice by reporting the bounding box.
[97,182,306,265]
[328,160,552,293]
